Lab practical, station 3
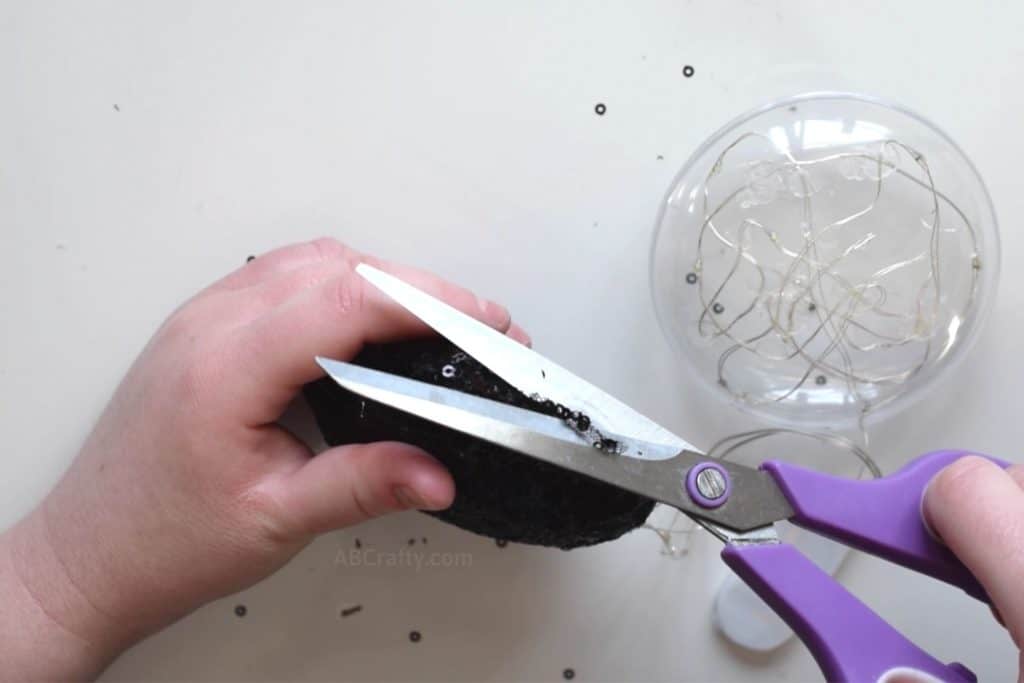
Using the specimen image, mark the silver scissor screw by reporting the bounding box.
[696,467,727,500]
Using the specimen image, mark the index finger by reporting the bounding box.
[223,258,527,423]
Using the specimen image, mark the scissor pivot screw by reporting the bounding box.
[686,462,732,508]
[697,468,726,499]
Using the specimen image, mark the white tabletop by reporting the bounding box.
[2,2,1022,680]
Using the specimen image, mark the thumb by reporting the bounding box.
[268,442,455,537]
[922,456,1024,646]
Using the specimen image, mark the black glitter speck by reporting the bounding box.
[682,65,695,78]
[355,538,362,549]
[113,104,120,112]
[808,302,817,312]
[408,538,416,546]
[685,272,698,285]
[409,630,422,643]
[594,103,606,116]
[815,375,827,385]
[712,302,725,314]
[234,605,247,618]
[246,255,256,263]
[340,605,363,618]
[563,668,576,680]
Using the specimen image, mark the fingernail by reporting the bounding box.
[919,478,944,544]
[394,485,429,510]
[477,297,509,325]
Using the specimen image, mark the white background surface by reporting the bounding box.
[2,2,1022,681]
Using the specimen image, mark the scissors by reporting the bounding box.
[317,263,1008,682]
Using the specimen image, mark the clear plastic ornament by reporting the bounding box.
[650,93,999,427]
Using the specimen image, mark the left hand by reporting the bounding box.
[0,238,530,679]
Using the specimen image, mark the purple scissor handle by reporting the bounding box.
[722,449,1008,682]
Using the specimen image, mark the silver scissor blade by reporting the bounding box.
[356,263,697,460]
[317,357,682,460]
[315,357,793,532]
